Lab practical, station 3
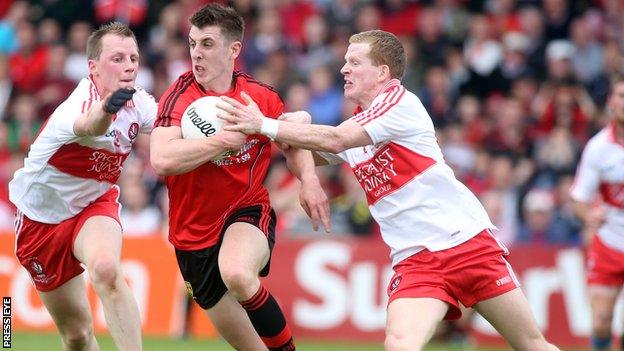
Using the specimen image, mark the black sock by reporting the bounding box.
[240,285,295,351]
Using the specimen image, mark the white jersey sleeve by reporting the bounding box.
[570,138,601,203]
[351,85,431,145]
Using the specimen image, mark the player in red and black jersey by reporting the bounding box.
[150,4,330,351]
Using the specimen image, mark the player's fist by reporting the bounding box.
[104,88,136,114]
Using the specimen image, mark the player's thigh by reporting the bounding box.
[386,297,448,348]
[205,291,265,351]
[39,274,94,332]
[474,287,546,349]
[218,222,270,274]
[73,215,123,266]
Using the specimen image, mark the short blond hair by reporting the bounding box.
[349,30,405,79]
[86,22,137,60]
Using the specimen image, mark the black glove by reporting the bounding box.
[104,88,136,114]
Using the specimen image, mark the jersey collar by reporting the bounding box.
[352,79,402,115]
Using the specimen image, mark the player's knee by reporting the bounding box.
[515,335,559,351]
[384,332,423,351]
[88,256,120,291]
[220,266,257,297]
[60,325,94,350]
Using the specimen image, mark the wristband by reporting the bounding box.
[260,118,279,140]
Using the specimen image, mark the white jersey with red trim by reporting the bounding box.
[570,123,624,251]
[320,79,496,266]
[9,78,156,224]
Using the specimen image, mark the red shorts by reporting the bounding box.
[587,235,624,286]
[387,229,520,320]
[14,187,121,292]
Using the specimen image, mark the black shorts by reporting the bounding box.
[175,205,276,309]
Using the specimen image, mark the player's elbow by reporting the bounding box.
[325,134,349,154]
[150,155,176,176]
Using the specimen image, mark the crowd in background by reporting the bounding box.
[0,0,620,248]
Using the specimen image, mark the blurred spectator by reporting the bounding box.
[148,2,184,60]
[379,0,419,37]
[544,39,575,81]
[6,94,41,152]
[353,3,381,33]
[94,0,148,27]
[587,40,624,106]
[518,6,547,79]
[500,32,533,89]
[9,21,48,93]
[35,44,75,118]
[63,21,91,83]
[440,123,475,178]
[38,18,62,46]
[481,189,518,247]
[461,14,505,97]
[307,65,343,126]
[420,66,453,128]
[0,0,28,55]
[454,95,488,146]
[324,0,358,34]
[532,126,580,187]
[120,180,162,237]
[278,0,318,48]
[517,188,578,244]
[542,0,573,41]
[296,14,334,75]
[414,6,452,74]
[243,8,288,72]
[485,97,530,158]
[532,76,595,144]
[284,81,310,113]
[569,17,604,85]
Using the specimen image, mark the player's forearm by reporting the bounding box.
[74,100,114,136]
[274,121,345,153]
[151,138,228,175]
[283,147,318,183]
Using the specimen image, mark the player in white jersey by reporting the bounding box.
[570,74,624,351]
[218,30,559,350]
[9,22,154,351]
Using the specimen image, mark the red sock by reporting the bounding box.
[240,285,295,351]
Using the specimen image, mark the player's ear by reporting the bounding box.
[87,58,97,76]
[230,40,242,60]
[378,65,390,81]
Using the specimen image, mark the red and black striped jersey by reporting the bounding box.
[155,71,284,250]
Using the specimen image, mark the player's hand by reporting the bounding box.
[215,123,246,156]
[587,206,607,233]
[217,91,265,134]
[299,176,331,233]
[280,111,311,124]
[104,88,136,114]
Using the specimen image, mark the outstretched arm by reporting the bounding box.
[217,92,372,154]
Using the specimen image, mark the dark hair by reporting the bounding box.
[349,30,406,79]
[189,4,244,42]
[86,22,137,60]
